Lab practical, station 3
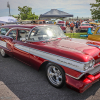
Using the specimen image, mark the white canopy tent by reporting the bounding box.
[0,16,17,24]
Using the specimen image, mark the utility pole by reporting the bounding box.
[7,2,10,16]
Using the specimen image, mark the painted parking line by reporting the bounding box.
[0,81,20,100]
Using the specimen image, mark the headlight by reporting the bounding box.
[84,60,95,71]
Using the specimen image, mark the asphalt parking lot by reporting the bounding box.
[0,55,100,100]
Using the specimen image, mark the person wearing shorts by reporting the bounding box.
[70,22,74,33]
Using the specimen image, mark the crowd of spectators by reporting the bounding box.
[65,20,89,33]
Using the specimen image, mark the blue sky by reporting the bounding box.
[0,0,96,18]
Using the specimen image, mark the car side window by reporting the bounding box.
[29,28,38,41]
[7,30,17,40]
[0,28,9,35]
[17,29,29,41]
[96,28,100,35]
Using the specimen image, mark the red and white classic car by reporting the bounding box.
[0,24,100,93]
[79,23,93,31]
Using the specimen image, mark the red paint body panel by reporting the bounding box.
[66,72,100,93]
[13,45,30,64]
[61,65,82,78]
[29,54,46,70]
[28,38,99,62]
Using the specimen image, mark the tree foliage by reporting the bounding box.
[18,6,38,20]
[90,0,100,19]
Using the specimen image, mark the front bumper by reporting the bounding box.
[65,72,100,93]
[81,28,88,30]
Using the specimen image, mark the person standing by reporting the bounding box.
[76,21,79,33]
[66,21,68,27]
[70,22,74,33]
[66,21,69,33]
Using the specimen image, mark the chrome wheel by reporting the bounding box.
[46,63,65,88]
[0,49,7,57]
[47,66,62,86]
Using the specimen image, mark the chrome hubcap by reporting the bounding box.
[1,49,5,56]
[47,66,62,86]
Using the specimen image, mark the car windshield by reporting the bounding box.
[29,25,66,41]
[81,24,90,26]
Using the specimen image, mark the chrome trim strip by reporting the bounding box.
[87,44,100,48]
[65,73,85,79]
[14,44,29,53]
[0,40,6,48]
[31,48,84,71]
[14,44,87,72]
[88,64,100,75]
[14,44,88,64]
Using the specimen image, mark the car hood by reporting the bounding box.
[56,38,95,52]
[43,38,100,62]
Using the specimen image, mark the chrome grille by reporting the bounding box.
[88,65,100,75]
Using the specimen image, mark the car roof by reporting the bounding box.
[8,27,32,30]
[0,24,55,29]
[0,24,36,29]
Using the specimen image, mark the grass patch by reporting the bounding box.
[65,32,88,39]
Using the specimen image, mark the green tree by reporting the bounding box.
[18,6,38,20]
[90,0,100,19]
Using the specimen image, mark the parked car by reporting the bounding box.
[56,21,66,33]
[46,21,54,24]
[0,24,100,93]
[82,21,88,23]
[32,20,46,24]
[88,23,100,41]
[79,23,93,31]
[19,20,46,24]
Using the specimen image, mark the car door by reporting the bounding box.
[12,28,30,65]
[4,29,17,57]
[27,27,48,70]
